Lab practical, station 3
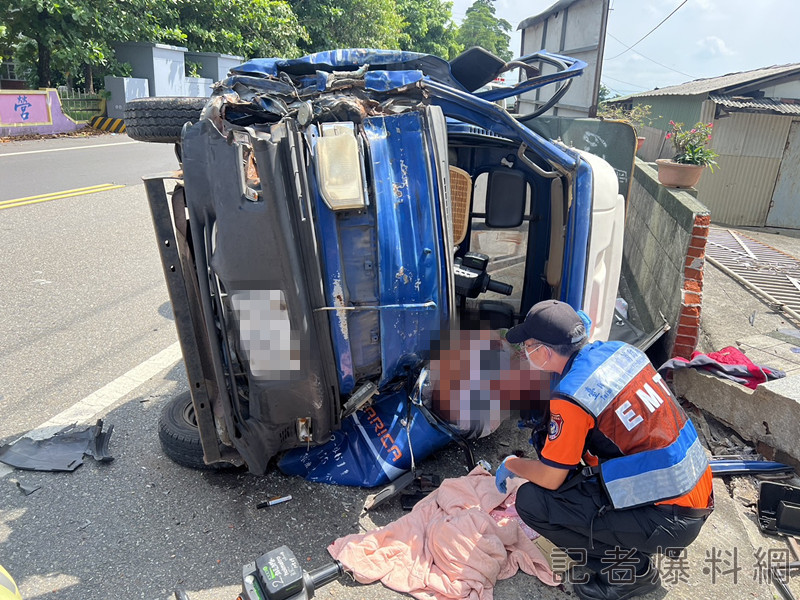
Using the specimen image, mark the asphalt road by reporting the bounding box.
[0,135,179,202]
[0,135,178,437]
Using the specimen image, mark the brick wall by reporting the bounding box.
[621,160,711,363]
[673,215,710,359]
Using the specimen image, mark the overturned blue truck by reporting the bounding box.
[126,47,631,487]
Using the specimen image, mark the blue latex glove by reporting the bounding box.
[495,455,516,494]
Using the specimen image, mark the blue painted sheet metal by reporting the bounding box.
[277,389,452,487]
[304,126,356,395]
[561,159,592,308]
[233,49,436,77]
[364,112,445,387]
[365,70,424,91]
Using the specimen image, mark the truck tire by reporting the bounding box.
[125,97,207,143]
[158,391,227,470]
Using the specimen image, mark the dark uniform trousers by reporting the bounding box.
[516,478,708,577]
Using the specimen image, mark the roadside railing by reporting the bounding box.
[57,88,104,122]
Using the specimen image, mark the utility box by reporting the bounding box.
[184,51,243,83]
[104,76,149,119]
[114,41,188,97]
[184,77,213,98]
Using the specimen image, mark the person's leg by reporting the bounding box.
[516,480,707,599]
[516,479,654,575]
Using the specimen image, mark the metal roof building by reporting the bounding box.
[608,64,800,229]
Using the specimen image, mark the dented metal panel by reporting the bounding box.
[180,120,340,474]
[364,112,447,386]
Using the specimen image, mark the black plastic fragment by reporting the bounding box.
[0,419,114,472]
[15,481,41,495]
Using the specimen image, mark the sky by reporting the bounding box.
[449,0,800,96]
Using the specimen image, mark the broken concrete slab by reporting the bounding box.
[674,369,800,465]
[735,331,800,376]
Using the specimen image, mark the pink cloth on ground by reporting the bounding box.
[328,467,557,600]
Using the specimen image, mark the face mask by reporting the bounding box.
[525,344,550,371]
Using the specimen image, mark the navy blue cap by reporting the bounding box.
[506,300,586,346]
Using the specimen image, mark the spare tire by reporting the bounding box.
[158,391,232,470]
[125,97,207,143]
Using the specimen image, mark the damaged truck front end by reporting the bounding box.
[136,48,625,476]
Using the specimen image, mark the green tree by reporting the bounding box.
[1,0,176,88]
[397,0,462,59]
[163,0,306,59]
[455,0,511,61]
[598,83,613,104]
[1,0,84,87]
[289,0,403,53]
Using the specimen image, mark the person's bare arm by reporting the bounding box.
[504,455,570,490]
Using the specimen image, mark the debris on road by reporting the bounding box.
[13,480,41,496]
[0,419,114,472]
[257,495,293,509]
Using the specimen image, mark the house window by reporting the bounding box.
[1,62,18,80]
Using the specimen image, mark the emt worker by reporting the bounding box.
[495,300,713,600]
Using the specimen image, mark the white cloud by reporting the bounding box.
[695,36,735,58]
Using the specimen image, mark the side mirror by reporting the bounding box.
[485,170,527,228]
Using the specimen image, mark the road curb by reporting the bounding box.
[89,116,126,133]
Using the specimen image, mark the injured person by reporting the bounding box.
[497,300,714,600]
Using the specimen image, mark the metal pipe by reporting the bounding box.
[706,256,800,323]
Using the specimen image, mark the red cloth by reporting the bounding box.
[661,345,785,390]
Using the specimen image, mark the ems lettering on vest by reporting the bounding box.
[614,373,671,431]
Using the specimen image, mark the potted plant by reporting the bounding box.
[656,121,719,188]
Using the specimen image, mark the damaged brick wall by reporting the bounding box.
[673,215,711,359]
[621,159,711,364]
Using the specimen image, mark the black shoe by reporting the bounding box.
[573,567,660,600]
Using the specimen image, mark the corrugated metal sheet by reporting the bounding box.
[699,99,715,126]
[695,111,793,226]
[767,120,800,229]
[696,155,782,226]
[709,111,793,158]
[710,93,800,115]
[611,63,800,101]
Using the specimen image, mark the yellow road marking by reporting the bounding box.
[0,184,115,204]
[0,184,125,211]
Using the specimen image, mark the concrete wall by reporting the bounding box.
[183,77,213,98]
[0,89,82,137]
[674,369,800,466]
[622,159,711,362]
[518,0,608,117]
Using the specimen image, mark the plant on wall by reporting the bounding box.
[666,121,719,171]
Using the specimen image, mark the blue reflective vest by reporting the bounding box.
[555,341,708,509]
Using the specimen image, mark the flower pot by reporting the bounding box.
[656,159,704,188]
[636,136,646,152]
